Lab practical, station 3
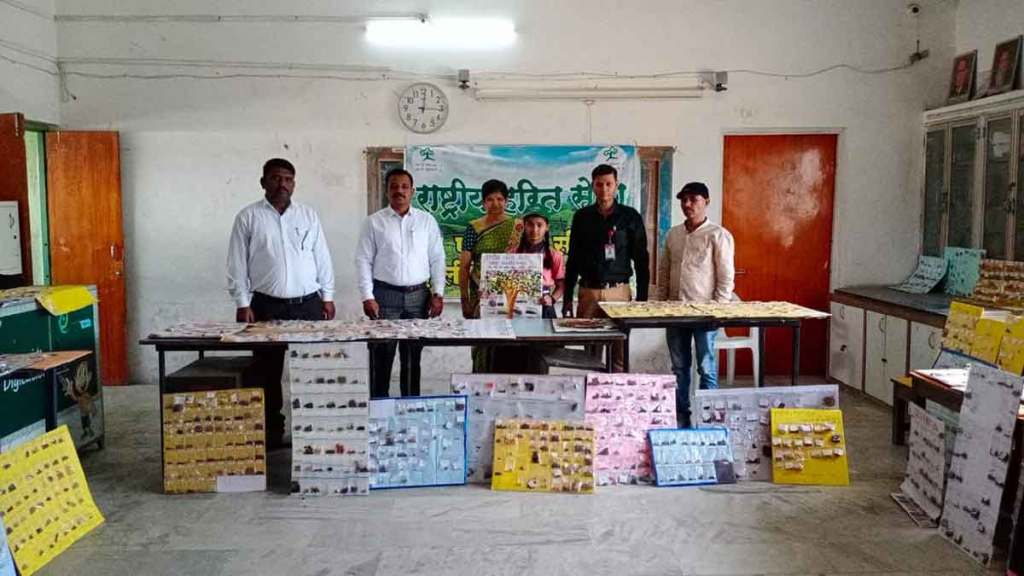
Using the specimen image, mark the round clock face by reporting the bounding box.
[398,83,449,133]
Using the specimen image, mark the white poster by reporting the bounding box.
[939,362,1024,565]
[450,373,586,483]
[694,385,840,481]
[480,253,543,319]
[900,403,947,522]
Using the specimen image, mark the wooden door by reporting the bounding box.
[723,134,837,377]
[0,113,30,285]
[46,132,127,385]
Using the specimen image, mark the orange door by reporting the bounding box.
[722,134,836,376]
[46,132,128,385]
[0,113,31,284]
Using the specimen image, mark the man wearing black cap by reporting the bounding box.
[563,164,649,371]
[657,182,735,426]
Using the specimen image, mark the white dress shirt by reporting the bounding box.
[227,199,335,308]
[355,205,446,301]
[656,219,735,303]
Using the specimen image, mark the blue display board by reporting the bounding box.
[368,395,468,489]
[649,427,736,487]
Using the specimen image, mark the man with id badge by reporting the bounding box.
[355,167,446,398]
[227,158,336,446]
[563,163,650,371]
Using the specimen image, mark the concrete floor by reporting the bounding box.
[41,380,1002,576]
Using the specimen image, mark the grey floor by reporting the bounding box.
[41,379,1002,576]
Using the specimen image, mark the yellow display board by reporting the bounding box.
[942,301,985,353]
[0,426,104,576]
[35,285,96,316]
[491,419,595,494]
[162,388,267,494]
[999,317,1024,375]
[770,408,849,486]
[971,318,1008,364]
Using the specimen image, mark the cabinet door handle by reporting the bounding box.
[928,331,939,349]
[839,306,846,320]
[878,317,886,333]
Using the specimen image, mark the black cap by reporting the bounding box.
[677,182,709,199]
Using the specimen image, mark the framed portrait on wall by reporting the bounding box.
[986,36,1022,96]
[947,50,977,105]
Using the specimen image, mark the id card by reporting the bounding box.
[604,243,616,260]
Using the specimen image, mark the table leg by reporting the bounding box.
[892,391,908,446]
[366,342,376,397]
[198,350,205,360]
[622,330,631,373]
[158,349,166,489]
[791,324,801,386]
[757,328,766,388]
[605,340,614,373]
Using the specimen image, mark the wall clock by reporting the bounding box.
[398,82,449,133]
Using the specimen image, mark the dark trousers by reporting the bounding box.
[370,282,429,398]
[250,292,323,443]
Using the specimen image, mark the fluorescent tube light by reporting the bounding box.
[366,18,516,50]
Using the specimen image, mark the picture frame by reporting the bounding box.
[986,36,1022,96]
[947,50,977,105]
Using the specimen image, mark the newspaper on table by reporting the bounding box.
[368,395,467,489]
[223,318,515,343]
[599,300,829,320]
[694,385,839,481]
[939,362,1024,566]
[913,368,970,390]
[450,373,585,483]
[897,403,947,524]
[893,255,948,294]
[480,253,543,319]
[584,373,677,485]
[289,343,371,496]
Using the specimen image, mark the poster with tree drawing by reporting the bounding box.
[480,254,543,318]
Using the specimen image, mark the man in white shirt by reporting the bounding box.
[656,182,735,426]
[355,168,445,398]
[227,158,336,444]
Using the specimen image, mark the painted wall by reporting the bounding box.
[50,0,957,383]
[0,0,59,124]
[955,0,1024,80]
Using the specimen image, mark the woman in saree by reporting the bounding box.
[459,179,523,371]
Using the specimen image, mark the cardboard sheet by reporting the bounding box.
[480,253,543,319]
[162,388,267,494]
[694,385,840,481]
[942,301,985,353]
[998,317,1024,375]
[900,403,947,521]
[944,247,986,297]
[769,408,849,486]
[490,418,595,494]
[649,428,736,487]
[939,362,1024,566]
[892,255,948,294]
[598,300,829,320]
[368,395,467,489]
[451,373,585,483]
[289,343,370,496]
[971,318,1007,363]
[585,373,676,485]
[34,285,96,316]
[0,427,104,576]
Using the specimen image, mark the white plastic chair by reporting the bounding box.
[691,295,761,388]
